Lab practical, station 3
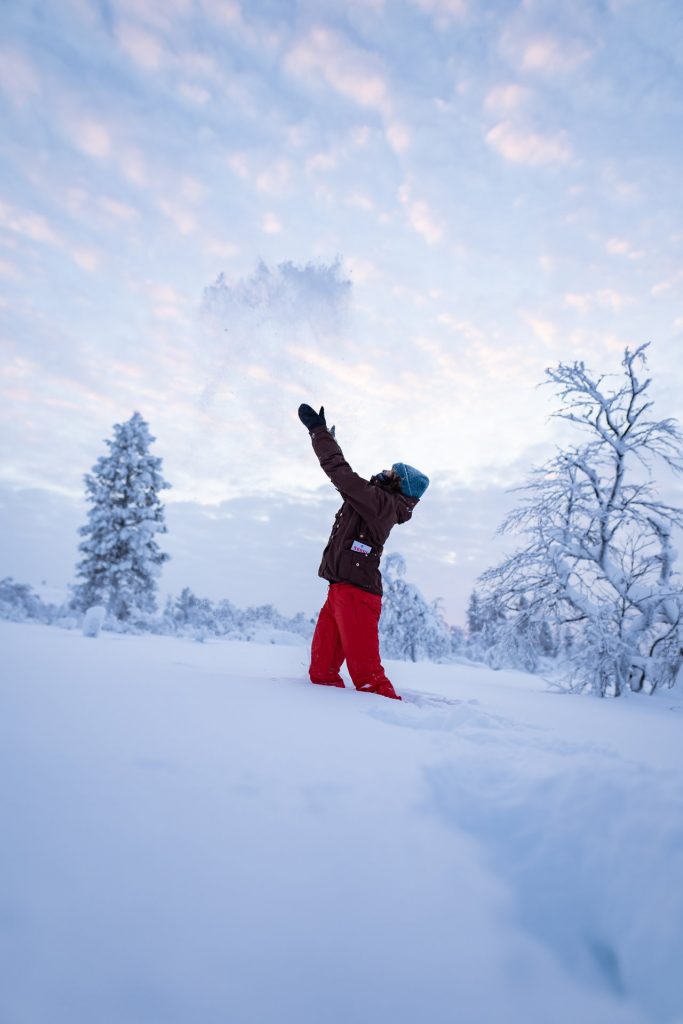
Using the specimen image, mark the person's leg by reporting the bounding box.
[309,586,345,687]
[332,584,401,700]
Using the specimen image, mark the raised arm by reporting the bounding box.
[310,426,392,520]
[298,404,390,522]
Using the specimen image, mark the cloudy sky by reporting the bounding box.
[1,0,682,622]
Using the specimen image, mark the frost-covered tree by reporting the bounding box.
[71,412,171,621]
[380,553,451,662]
[466,590,484,637]
[484,595,558,672]
[464,589,508,664]
[479,594,507,651]
[480,344,683,696]
[449,624,466,655]
[165,586,217,636]
[214,598,238,636]
[537,619,558,658]
[487,594,540,672]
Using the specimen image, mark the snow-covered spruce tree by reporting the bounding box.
[464,588,508,664]
[479,594,507,653]
[466,590,484,638]
[479,344,683,696]
[71,412,171,622]
[380,553,451,662]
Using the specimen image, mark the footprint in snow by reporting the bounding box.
[365,693,510,733]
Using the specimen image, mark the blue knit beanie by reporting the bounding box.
[392,462,430,499]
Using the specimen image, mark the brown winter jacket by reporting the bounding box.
[310,426,419,596]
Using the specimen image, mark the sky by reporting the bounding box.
[1,0,683,622]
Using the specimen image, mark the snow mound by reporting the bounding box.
[2,621,681,1024]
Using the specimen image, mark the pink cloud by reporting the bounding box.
[285,28,388,109]
[398,185,443,245]
[68,116,112,159]
[0,201,61,245]
[116,21,166,70]
[486,120,573,165]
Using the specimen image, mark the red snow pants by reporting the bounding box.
[309,583,401,700]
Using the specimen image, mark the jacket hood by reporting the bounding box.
[370,474,418,524]
[395,492,419,524]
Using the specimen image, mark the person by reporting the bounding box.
[298,403,430,700]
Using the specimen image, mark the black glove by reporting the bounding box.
[298,404,327,432]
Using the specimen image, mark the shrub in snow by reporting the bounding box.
[160,586,314,644]
[247,627,307,646]
[480,344,683,696]
[104,607,164,635]
[241,603,313,643]
[54,613,81,630]
[70,412,171,623]
[0,577,57,624]
[82,605,106,638]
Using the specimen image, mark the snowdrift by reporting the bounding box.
[2,621,682,1024]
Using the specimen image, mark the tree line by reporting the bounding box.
[2,344,682,696]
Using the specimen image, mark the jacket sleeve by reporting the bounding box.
[310,426,391,523]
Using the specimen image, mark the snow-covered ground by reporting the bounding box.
[2,621,682,1024]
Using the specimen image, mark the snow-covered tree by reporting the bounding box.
[71,412,171,621]
[486,594,539,672]
[562,627,575,658]
[480,344,683,696]
[380,553,451,662]
[214,597,238,636]
[165,586,217,636]
[449,624,466,655]
[485,596,560,673]
[464,589,509,664]
[479,594,507,652]
[537,619,558,658]
[466,590,484,637]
